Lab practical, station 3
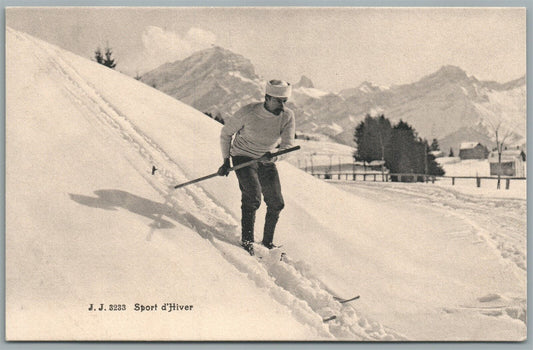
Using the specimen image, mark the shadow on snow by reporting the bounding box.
[68,189,240,246]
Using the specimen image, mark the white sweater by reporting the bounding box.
[220,102,295,159]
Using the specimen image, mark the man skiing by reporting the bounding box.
[218,80,295,256]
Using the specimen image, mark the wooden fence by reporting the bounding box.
[308,171,526,190]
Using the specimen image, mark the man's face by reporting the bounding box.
[265,95,288,115]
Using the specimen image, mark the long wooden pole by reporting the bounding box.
[173,146,301,189]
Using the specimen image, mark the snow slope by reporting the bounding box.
[473,83,527,146]
[6,28,526,341]
[330,180,526,339]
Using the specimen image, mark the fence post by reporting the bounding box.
[476,176,481,188]
[452,177,455,186]
[506,178,510,190]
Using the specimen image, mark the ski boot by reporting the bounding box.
[241,240,255,256]
[261,241,282,250]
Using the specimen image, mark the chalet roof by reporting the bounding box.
[368,160,386,166]
[429,150,444,157]
[459,142,483,150]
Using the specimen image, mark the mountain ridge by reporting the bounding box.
[140,48,526,154]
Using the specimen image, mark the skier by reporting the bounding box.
[218,80,295,255]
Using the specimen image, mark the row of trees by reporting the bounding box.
[94,46,117,69]
[354,114,445,181]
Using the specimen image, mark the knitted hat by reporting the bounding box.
[266,79,292,98]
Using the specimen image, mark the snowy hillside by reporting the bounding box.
[6,28,526,341]
[472,79,526,145]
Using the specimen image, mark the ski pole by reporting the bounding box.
[173,145,301,189]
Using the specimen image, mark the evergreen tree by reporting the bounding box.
[94,47,104,64]
[94,46,117,69]
[449,147,454,157]
[103,47,117,69]
[428,150,445,176]
[387,120,418,176]
[353,114,391,163]
[430,138,440,151]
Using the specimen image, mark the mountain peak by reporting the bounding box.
[438,65,467,75]
[357,81,383,93]
[294,75,315,89]
[176,46,257,79]
[425,65,469,83]
[193,45,232,57]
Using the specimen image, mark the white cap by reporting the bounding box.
[266,79,292,98]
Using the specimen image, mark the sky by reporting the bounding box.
[6,7,526,92]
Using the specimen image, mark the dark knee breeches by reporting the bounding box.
[232,156,285,243]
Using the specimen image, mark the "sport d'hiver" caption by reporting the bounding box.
[88,303,194,313]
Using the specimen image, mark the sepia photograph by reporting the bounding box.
[5,5,527,341]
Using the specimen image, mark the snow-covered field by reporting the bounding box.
[437,157,492,177]
[6,28,527,341]
[434,157,527,198]
[285,139,355,168]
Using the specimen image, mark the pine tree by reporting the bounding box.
[430,138,440,151]
[94,46,117,69]
[103,47,117,69]
[428,150,445,176]
[388,120,418,176]
[94,47,104,64]
[353,114,391,163]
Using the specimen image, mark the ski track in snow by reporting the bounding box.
[332,180,527,325]
[337,181,526,273]
[31,34,406,340]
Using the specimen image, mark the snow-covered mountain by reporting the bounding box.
[6,28,526,341]
[339,81,390,98]
[141,48,526,153]
[140,46,265,118]
[301,66,525,153]
[343,66,526,153]
[294,75,315,89]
